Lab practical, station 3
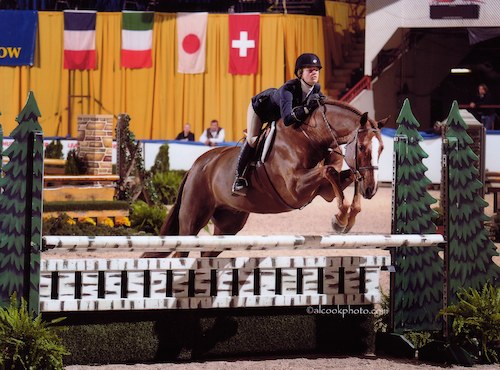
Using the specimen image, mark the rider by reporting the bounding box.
[232,53,325,196]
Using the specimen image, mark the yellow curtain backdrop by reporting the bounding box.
[0,12,326,141]
[324,1,365,69]
[283,15,326,81]
[325,1,350,34]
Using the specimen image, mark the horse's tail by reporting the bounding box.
[159,171,189,235]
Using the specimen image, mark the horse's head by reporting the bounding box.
[302,100,387,199]
[344,112,387,199]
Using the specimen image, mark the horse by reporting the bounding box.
[160,99,387,236]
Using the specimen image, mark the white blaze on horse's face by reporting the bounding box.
[371,135,380,192]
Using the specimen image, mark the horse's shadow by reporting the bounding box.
[154,313,238,360]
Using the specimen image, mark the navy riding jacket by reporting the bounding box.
[251,78,324,126]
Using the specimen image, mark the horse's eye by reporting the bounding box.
[359,145,366,151]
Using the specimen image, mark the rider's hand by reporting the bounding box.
[292,106,308,124]
[306,93,322,112]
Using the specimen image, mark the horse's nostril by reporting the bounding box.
[365,187,373,198]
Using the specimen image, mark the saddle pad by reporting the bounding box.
[260,121,276,163]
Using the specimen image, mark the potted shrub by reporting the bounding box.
[431,206,445,235]
[439,283,500,364]
[0,294,68,369]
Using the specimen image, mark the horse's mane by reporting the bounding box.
[322,98,363,117]
[322,98,379,130]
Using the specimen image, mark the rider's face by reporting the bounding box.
[302,67,320,85]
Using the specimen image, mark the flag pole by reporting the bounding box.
[67,69,72,138]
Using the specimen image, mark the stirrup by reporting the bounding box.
[232,177,249,196]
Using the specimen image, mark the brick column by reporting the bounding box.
[77,115,113,175]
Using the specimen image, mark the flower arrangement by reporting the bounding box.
[97,217,114,228]
[115,216,131,227]
[78,217,96,226]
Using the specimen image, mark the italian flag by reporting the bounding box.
[121,11,154,69]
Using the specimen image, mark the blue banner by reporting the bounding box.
[0,11,38,66]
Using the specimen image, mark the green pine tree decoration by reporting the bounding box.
[392,99,443,331]
[445,101,499,300]
[0,92,44,313]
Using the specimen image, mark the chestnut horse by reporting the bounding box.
[160,99,386,236]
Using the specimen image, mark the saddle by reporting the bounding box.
[244,122,297,210]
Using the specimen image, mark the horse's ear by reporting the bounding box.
[377,116,390,128]
[360,112,368,127]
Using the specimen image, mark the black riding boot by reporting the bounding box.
[232,142,255,196]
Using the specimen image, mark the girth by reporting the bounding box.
[253,161,298,211]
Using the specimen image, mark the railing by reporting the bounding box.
[339,75,371,103]
[43,175,119,184]
[458,104,500,130]
[458,104,500,110]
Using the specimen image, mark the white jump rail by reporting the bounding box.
[42,234,445,253]
[39,234,444,312]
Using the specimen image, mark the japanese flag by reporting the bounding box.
[177,12,208,74]
[229,14,260,75]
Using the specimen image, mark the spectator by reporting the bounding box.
[199,119,225,146]
[469,83,496,130]
[175,123,195,141]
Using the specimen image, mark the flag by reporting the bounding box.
[177,12,208,74]
[0,10,37,66]
[121,11,154,69]
[64,10,96,70]
[229,14,259,75]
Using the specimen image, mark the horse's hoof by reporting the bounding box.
[332,217,347,234]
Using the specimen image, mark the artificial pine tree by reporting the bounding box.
[392,99,443,331]
[0,92,43,312]
[445,101,499,299]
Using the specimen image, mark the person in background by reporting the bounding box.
[469,83,496,130]
[175,123,195,141]
[199,119,225,146]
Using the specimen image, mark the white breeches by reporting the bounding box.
[246,102,263,148]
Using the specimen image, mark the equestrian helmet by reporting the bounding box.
[294,53,322,77]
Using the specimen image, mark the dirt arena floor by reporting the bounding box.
[53,185,499,370]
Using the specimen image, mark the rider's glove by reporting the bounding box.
[291,105,308,124]
[306,93,323,112]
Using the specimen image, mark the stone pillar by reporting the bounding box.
[77,115,113,175]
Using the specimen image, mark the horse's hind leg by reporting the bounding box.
[196,209,249,258]
[211,208,250,235]
[178,207,213,235]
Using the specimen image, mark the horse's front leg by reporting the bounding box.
[321,166,353,233]
[344,181,361,233]
[293,165,354,233]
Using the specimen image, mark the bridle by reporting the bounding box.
[300,101,380,182]
[343,128,380,181]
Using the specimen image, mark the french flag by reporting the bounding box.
[64,10,96,70]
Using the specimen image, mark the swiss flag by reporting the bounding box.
[229,14,259,75]
[177,12,208,74]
